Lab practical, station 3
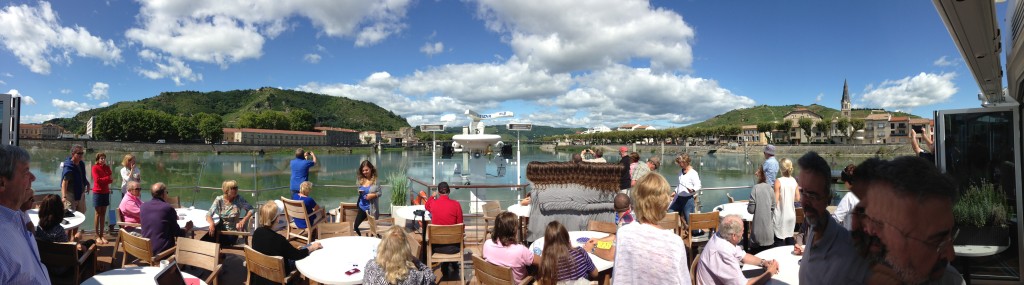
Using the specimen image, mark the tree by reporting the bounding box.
[851,119,866,142]
[172,116,199,142]
[778,119,793,143]
[757,122,774,143]
[195,113,224,143]
[288,109,315,131]
[798,118,814,144]
[836,117,851,143]
[815,119,832,143]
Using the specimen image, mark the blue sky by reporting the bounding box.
[0,0,1006,129]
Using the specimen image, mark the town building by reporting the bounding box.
[739,125,767,145]
[616,124,657,131]
[841,80,852,118]
[314,127,361,146]
[359,131,382,145]
[582,125,612,134]
[19,123,65,139]
[222,128,326,145]
[782,107,823,144]
[864,112,892,144]
[889,116,911,144]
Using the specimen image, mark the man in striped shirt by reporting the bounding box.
[0,145,50,284]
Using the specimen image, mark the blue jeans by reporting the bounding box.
[670,195,695,224]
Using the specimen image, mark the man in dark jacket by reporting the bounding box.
[141,182,192,254]
[618,146,631,192]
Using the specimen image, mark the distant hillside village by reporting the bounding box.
[563,81,934,146]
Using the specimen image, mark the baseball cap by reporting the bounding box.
[619,146,628,152]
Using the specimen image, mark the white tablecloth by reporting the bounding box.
[27,209,85,230]
[955,244,1010,257]
[296,236,382,284]
[393,205,431,221]
[743,245,800,284]
[81,266,206,285]
[529,231,614,272]
[714,202,753,221]
[506,204,530,217]
[175,208,219,230]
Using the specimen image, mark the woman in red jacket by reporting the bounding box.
[92,152,113,244]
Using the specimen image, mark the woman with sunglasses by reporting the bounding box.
[118,181,144,234]
[207,180,254,246]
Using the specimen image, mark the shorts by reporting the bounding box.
[93,193,110,207]
[63,197,86,213]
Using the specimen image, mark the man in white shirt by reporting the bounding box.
[696,214,778,285]
[0,145,50,284]
[582,148,607,163]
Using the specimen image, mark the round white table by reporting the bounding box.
[743,245,800,284]
[27,209,85,230]
[714,202,753,221]
[296,236,382,284]
[529,231,614,272]
[506,204,530,217]
[81,266,206,285]
[394,205,431,221]
[175,208,219,230]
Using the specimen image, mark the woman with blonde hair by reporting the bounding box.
[613,173,691,284]
[363,225,434,285]
[252,202,321,285]
[773,158,800,245]
[119,153,141,197]
[207,180,254,246]
[293,181,321,229]
[671,153,701,224]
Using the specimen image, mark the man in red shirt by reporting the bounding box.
[424,182,464,277]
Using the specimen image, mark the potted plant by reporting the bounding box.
[387,171,411,227]
[953,180,1010,246]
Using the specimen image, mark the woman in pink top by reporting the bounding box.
[482,211,537,284]
[118,181,143,232]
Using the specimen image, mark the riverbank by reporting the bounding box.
[551,143,917,158]
[19,139,367,154]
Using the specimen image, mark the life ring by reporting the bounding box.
[411,190,428,205]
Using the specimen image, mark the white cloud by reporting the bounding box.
[52,98,92,112]
[60,88,70,94]
[473,0,694,73]
[420,42,444,56]
[86,82,109,100]
[22,113,58,123]
[399,59,572,103]
[547,65,755,124]
[0,80,5,85]
[933,56,959,67]
[98,102,109,107]
[861,72,957,109]
[7,88,35,104]
[136,50,203,85]
[304,53,321,64]
[2,73,11,77]
[0,1,121,74]
[124,0,413,69]
[815,93,823,103]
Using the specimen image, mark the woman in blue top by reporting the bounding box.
[294,181,320,229]
[355,160,381,236]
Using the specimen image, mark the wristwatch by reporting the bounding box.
[759,259,767,267]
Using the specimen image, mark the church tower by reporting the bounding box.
[841,79,851,118]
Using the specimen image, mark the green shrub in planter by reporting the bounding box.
[387,171,409,206]
[953,180,1010,245]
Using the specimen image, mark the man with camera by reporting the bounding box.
[289,148,317,199]
[581,148,606,163]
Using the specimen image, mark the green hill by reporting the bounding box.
[688,104,918,128]
[47,87,409,133]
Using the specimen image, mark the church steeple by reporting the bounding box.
[841,79,851,118]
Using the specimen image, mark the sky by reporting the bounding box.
[0,0,1008,130]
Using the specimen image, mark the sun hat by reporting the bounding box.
[764,144,776,156]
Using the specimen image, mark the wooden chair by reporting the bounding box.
[166,196,182,208]
[427,224,466,284]
[687,211,720,260]
[37,239,96,285]
[472,254,534,285]
[795,207,805,235]
[407,230,423,261]
[318,221,354,239]
[170,237,222,285]
[656,213,682,236]
[280,197,325,243]
[482,200,502,240]
[112,208,141,259]
[119,229,175,267]
[365,212,395,238]
[588,220,617,235]
[690,253,701,285]
[339,202,361,223]
[243,245,299,285]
